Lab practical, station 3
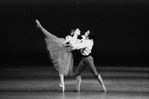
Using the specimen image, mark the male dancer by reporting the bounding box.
[71,30,107,92]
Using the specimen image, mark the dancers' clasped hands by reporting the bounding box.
[65,28,89,50]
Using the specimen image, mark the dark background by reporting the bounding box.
[1,0,149,67]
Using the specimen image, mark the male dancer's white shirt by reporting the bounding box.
[72,38,93,56]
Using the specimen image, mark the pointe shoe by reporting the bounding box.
[59,83,65,92]
[75,75,81,92]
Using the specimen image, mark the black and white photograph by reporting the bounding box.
[0,0,149,99]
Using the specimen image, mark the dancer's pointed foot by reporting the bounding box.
[96,74,107,92]
[102,86,107,92]
[59,83,65,92]
[35,19,42,28]
[75,75,81,92]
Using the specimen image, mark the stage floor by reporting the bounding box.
[0,66,149,99]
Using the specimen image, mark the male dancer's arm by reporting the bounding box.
[70,40,85,50]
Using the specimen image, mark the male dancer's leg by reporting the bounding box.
[75,59,86,92]
[86,56,107,92]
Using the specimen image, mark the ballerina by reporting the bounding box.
[35,20,80,92]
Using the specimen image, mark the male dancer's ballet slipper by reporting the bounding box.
[102,86,107,92]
